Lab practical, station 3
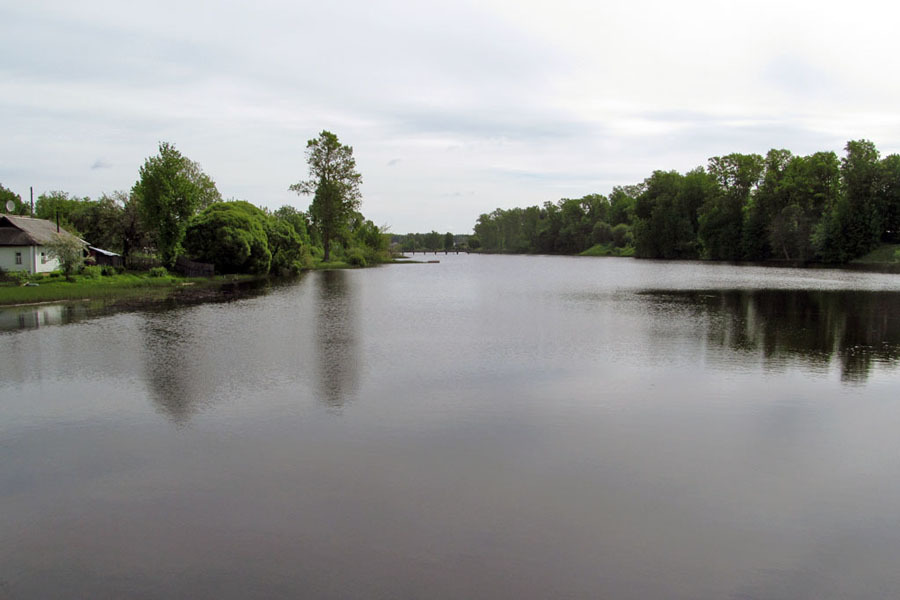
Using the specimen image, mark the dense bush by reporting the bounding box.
[81,265,103,279]
[345,247,368,267]
[612,224,633,248]
[184,202,272,275]
[148,266,168,277]
[1,269,29,284]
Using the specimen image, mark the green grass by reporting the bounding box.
[0,272,235,306]
[851,243,900,264]
[580,244,635,257]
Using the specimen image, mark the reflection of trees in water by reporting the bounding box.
[0,304,87,332]
[140,312,203,425]
[315,270,359,409]
[647,290,900,382]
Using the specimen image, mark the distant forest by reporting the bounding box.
[471,140,900,263]
[392,231,470,252]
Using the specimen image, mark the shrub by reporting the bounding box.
[49,271,61,278]
[612,224,633,248]
[346,247,368,267]
[81,265,103,279]
[184,202,272,275]
[101,265,120,276]
[299,245,314,270]
[148,266,168,278]
[593,221,613,245]
[3,270,29,285]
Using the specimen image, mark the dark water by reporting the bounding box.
[2,255,900,599]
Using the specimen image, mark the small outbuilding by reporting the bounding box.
[0,214,83,275]
[88,246,123,268]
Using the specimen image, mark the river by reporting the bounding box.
[2,255,900,599]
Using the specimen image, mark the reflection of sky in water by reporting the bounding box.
[2,257,900,599]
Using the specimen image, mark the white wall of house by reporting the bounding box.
[0,246,27,272]
[0,246,60,274]
[34,246,60,274]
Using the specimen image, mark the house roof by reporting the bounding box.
[88,246,121,257]
[0,214,81,247]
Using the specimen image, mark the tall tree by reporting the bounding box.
[132,142,219,267]
[289,131,362,261]
[699,153,764,260]
[879,154,900,243]
[814,140,882,261]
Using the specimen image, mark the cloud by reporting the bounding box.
[2,0,900,233]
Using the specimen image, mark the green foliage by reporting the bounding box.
[468,140,900,266]
[44,234,85,280]
[184,202,272,275]
[592,221,613,245]
[298,245,315,270]
[1,269,29,284]
[148,266,168,278]
[424,230,442,251]
[472,194,616,254]
[345,247,368,267]
[813,141,884,262]
[634,170,707,259]
[850,244,900,264]
[132,142,220,267]
[289,131,362,261]
[265,216,306,275]
[697,153,764,260]
[35,190,87,225]
[81,265,102,279]
[879,154,900,243]
[273,205,311,245]
[611,223,632,248]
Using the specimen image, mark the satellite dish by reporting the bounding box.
[4,200,14,213]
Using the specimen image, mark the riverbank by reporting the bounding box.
[0,255,394,307]
[0,272,260,307]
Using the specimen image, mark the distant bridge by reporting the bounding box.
[404,249,470,255]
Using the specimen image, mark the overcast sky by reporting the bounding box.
[2,0,899,233]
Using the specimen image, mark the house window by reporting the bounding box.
[15,252,22,265]
[41,252,47,264]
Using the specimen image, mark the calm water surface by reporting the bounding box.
[2,255,900,599]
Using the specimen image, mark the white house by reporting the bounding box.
[0,214,81,275]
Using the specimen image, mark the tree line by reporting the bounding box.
[393,231,469,252]
[1,131,389,275]
[472,140,900,263]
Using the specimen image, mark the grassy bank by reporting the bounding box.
[852,244,900,264]
[580,244,635,257]
[0,272,248,306]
